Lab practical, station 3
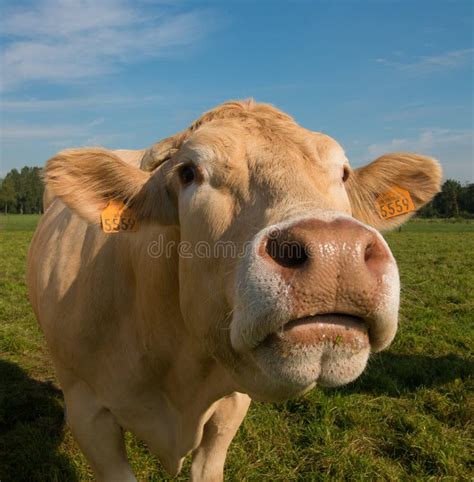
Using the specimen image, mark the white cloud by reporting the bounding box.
[2,0,135,37]
[1,118,106,141]
[373,48,473,75]
[381,102,469,122]
[365,128,474,181]
[367,128,473,158]
[401,49,473,74]
[0,0,209,90]
[0,124,90,140]
[0,94,169,111]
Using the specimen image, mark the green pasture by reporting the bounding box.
[1,214,473,481]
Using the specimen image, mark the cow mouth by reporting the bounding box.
[246,313,372,397]
[262,313,369,351]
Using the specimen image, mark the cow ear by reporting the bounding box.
[346,152,442,231]
[44,148,177,225]
[141,130,188,171]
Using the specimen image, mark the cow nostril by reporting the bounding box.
[364,242,374,262]
[364,235,389,272]
[265,236,309,268]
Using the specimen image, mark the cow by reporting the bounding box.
[27,100,441,481]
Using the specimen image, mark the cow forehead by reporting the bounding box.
[182,122,347,172]
[143,100,349,172]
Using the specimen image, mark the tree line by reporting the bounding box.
[417,179,474,218]
[0,166,473,217]
[0,167,44,214]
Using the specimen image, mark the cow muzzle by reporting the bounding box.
[230,213,400,392]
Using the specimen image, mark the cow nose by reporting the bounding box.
[256,217,397,352]
[260,218,391,279]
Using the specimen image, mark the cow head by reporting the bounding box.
[45,100,441,401]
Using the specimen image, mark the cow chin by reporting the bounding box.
[232,314,371,401]
[253,337,369,393]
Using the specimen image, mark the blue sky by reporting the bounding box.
[1,0,473,181]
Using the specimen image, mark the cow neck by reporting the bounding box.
[126,224,239,408]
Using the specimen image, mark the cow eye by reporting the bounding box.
[178,164,196,185]
[342,166,350,183]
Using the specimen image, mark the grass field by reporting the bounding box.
[1,214,473,481]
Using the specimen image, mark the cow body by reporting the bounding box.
[29,197,250,478]
[27,100,441,480]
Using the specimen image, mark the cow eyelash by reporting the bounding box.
[342,166,350,183]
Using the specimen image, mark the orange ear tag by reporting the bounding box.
[375,186,415,219]
[101,200,139,233]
